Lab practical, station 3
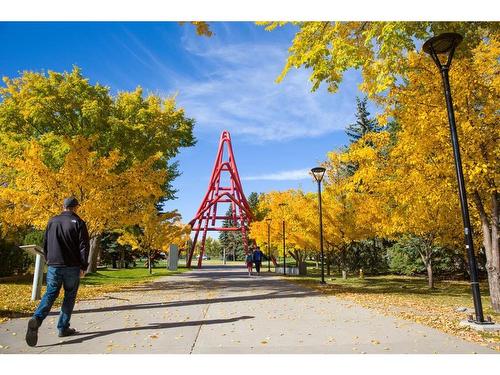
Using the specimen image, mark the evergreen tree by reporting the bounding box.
[344,96,381,176]
[203,237,223,259]
[219,207,244,261]
[345,96,379,144]
[248,192,269,221]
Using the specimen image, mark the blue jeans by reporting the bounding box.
[33,266,80,332]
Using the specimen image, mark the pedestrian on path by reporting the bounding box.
[25,197,90,347]
[252,246,263,275]
[245,251,254,276]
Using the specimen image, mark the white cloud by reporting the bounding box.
[243,168,311,181]
[167,25,362,143]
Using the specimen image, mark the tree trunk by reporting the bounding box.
[419,244,434,289]
[326,253,331,276]
[473,191,500,312]
[488,192,500,312]
[119,247,125,269]
[297,251,307,275]
[426,261,434,289]
[148,249,152,274]
[86,235,101,274]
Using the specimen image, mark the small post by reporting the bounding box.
[342,270,347,279]
[20,245,45,301]
[282,219,286,275]
[148,249,152,274]
[32,254,44,300]
[168,244,179,271]
[359,269,364,279]
[266,218,272,272]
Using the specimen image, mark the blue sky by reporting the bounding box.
[0,22,372,227]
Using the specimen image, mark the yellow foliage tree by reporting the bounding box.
[118,210,190,273]
[259,22,497,98]
[381,38,499,305]
[0,136,167,272]
[320,142,392,277]
[250,190,322,274]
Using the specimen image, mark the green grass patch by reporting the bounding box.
[81,266,188,286]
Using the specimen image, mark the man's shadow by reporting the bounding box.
[37,315,254,347]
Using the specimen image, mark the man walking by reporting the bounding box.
[253,246,263,275]
[25,197,90,347]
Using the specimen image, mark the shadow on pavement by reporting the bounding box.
[34,266,316,320]
[36,315,254,347]
[68,289,316,315]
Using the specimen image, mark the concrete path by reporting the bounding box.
[0,265,496,354]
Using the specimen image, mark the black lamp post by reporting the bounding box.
[279,202,287,275]
[311,167,326,284]
[266,218,272,272]
[423,32,489,324]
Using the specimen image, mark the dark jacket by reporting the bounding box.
[252,250,263,262]
[43,211,90,270]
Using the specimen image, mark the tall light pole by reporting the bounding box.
[423,32,489,325]
[311,167,326,284]
[266,218,272,272]
[279,202,287,275]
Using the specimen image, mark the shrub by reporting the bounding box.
[0,238,33,277]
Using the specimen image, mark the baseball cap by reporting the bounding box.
[63,197,80,208]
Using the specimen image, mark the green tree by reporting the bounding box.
[219,207,245,261]
[247,192,268,221]
[0,67,195,201]
[387,235,467,281]
[0,67,196,272]
[345,96,380,144]
[203,237,222,259]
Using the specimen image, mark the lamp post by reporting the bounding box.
[279,202,287,275]
[423,32,488,324]
[311,167,326,284]
[266,218,272,272]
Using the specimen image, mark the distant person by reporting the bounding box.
[252,246,263,275]
[25,197,90,347]
[245,251,254,276]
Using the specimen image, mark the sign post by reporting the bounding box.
[168,244,179,271]
[20,245,45,301]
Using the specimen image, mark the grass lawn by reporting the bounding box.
[282,268,500,351]
[0,264,189,322]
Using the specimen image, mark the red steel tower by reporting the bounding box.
[187,130,253,268]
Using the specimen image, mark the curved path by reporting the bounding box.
[0,265,496,354]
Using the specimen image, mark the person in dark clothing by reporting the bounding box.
[25,197,90,347]
[252,246,263,275]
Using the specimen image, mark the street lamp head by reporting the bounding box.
[311,167,326,183]
[265,217,272,223]
[423,32,463,69]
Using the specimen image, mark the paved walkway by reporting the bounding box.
[0,265,496,354]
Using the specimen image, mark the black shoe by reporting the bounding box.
[25,317,41,347]
[58,327,77,337]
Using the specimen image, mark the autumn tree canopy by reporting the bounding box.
[250,24,499,309]
[0,67,196,272]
